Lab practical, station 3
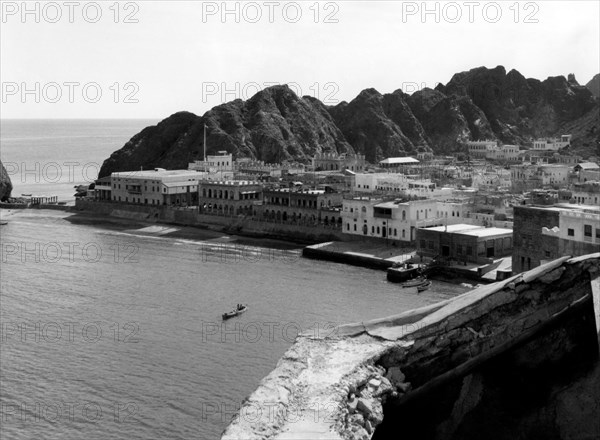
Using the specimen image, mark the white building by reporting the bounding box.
[532,135,571,151]
[538,164,571,186]
[466,140,498,159]
[354,173,409,193]
[342,198,439,242]
[111,169,207,206]
[189,151,233,172]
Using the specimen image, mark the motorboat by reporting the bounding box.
[222,304,248,320]
[401,276,428,288]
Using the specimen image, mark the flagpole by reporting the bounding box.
[203,124,207,162]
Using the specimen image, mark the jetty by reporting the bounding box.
[221,253,600,439]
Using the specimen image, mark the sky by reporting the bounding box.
[1,0,599,119]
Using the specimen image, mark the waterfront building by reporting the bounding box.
[342,197,438,242]
[110,169,205,206]
[258,187,343,226]
[512,204,600,273]
[198,180,262,215]
[312,152,366,172]
[532,135,572,151]
[416,224,513,264]
[93,176,112,201]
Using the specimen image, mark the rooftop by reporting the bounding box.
[379,157,420,165]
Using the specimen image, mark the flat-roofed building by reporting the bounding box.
[111,169,204,206]
[378,157,419,170]
[313,153,366,172]
[198,180,262,216]
[189,151,233,172]
[532,135,571,151]
[342,197,438,242]
[258,187,343,226]
[417,224,513,264]
[512,204,600,273]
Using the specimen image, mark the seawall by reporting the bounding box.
[221,253,600,440]
[73,199,355,244]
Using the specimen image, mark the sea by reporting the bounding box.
[0,120,470,439]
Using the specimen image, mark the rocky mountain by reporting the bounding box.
[0,160,13,201]
[99,66,600,177]
[99,86,353,177]
[586,74,600,98]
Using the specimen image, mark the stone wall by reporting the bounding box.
[221,253,600,440]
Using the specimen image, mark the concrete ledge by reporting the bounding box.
[222,254,600,439]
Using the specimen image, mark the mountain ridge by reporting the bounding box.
[98,66,600,178]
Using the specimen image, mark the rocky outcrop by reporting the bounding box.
[586,74,600,98]
[99,67,600,176]
[222,254,600,439]
[98,86,353,178]
[0,160,13,201]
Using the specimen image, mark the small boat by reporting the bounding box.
[417,281,432,292]
[222,304,248,320]
[401,276,428,288]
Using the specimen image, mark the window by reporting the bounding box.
[466,246,473,256]
[596,229,600,239]
[545,250,551,258]
[354,224,357,232]
[420,239,426,249]
[428,241,434,250]
[584,224,592,237]
[457,245,463,255]
[568,228,574,237]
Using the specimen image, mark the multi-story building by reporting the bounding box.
[416,224,513,264]
[354,173,409,193]
[538,164,571,186]
[341,198,438,242]
[258,187,343,226]
[198,180,262,215]
[574,162,600,182]
[378,157,419,170]
[532,135,572,151]
[512,204,600,273]
[312,153,366,172]
[466,140,498,159]
[189,151,234,173]
[110,169,205,206]
[571,181,600,205]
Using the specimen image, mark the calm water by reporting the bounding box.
[0,119,158,202]
[0,120,469,439]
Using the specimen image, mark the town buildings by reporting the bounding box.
[512,204,600,273]
[110,169,206,206]
[312,153,366,172]
[416,224,513,264]
[198,180,262,215]
[532,135,572,151]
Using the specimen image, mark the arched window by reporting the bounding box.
[402,210,406,221]
[362,206,367,213]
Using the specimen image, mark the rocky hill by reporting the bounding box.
[0,160,13,201]
[99,66,600,177]
[99,87,353,177]
[586,74,600,98]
